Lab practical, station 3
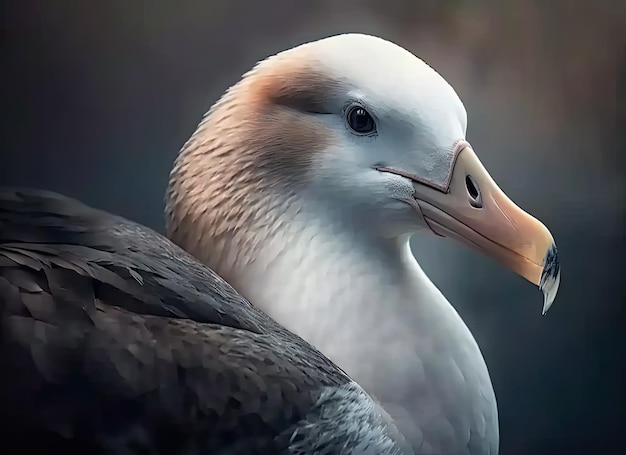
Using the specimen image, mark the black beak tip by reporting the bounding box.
[540,243,560,315]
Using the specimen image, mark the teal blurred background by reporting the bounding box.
[1,1,624,453]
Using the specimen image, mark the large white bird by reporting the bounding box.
[166,33,560,454]
[0,33,559,454]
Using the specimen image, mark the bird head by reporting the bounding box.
[167,33,560,312]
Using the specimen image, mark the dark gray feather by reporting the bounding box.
[0,188,410,454]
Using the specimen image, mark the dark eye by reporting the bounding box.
[346,106,376,135]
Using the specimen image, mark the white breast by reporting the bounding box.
[229,217,499,454]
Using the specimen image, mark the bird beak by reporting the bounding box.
[385,144,560,314]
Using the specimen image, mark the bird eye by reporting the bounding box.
[346,106,376,135]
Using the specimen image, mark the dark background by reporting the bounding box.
[1,1,625,453]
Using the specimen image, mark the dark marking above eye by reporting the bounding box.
[262,67,344,114]
[346,106,376,135]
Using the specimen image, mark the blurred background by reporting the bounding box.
[1,1,624,453]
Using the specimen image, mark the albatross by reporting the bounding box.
[0,33,559,454]
[166,34,559,454]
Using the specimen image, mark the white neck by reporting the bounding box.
[232,218,450,364]
[219,208,498,452]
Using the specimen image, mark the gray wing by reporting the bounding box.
[0,188,362,454]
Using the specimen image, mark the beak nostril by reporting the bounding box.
[465,175,483,208]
